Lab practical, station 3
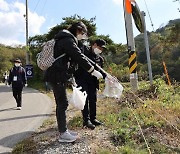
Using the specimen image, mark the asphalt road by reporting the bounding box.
[0,84,53,153]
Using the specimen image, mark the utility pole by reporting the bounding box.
[123,0,138,91]
[141,11,153,85]
[25,0,30,65]
[24,0,34,79]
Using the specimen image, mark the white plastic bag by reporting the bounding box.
[103,75,123,99]
[70,86,87,110]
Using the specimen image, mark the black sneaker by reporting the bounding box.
[91,119,103,126]
[83,120,95,130]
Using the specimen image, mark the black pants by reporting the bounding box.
[76,79,97,122]
[12,87,23,107]
[51,82,68,133]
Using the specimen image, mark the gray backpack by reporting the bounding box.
[37,39,66,70]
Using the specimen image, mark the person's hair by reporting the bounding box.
[68,21,87,36]
[14,58,21,63]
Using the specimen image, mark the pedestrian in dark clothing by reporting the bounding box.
[75,39,107,129]
[44,22,103,143]
[3,71,9,85]
[8,58,27,110]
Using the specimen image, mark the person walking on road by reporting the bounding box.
[3,71,9,85]
[8,58,27,110]
[75,39,107,129]
[44,22,103,143]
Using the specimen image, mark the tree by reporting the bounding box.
[0,45,26,81]
[173,0,180,12]
[46,15,96,40]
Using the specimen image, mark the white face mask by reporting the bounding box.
[77,34,87,40]
[15,63,21,67]
[94,48,102,55]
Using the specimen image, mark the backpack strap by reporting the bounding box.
[54,53,66,63]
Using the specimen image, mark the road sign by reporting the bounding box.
[125,0,132,14]
[132,2,144,33]
[25,64,33,78]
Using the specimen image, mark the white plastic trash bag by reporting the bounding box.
[103,75,123,99]
[70,86,87,110]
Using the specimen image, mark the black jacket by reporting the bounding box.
[74,45,106,89]
[44,30,94,83]
[8,66,27,89]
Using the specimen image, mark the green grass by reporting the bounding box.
[118,144,148,154]
[70,78,180,153]
[68,116,83,128]
[12,139,37,154]
[97,149,113,154]
[28,79,46,92]
[40,118,56,129]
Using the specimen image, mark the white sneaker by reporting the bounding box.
[68,129,78,136]
[17,107,21,110]
[58,130,77,143]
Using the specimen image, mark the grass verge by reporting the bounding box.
[12,78,180,153]
[69,78,180,153]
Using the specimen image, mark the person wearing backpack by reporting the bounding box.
[44,21,103,143]
[74,39,107,130]
[8,58,27,110]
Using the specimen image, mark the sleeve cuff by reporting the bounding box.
[88,66,94,73]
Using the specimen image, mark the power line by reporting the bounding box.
[32,0,48,15]
[40,0,48,14]
[33,0,41,12]
[143,0,155,31]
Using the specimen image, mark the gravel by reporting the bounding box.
[38,136,91,154]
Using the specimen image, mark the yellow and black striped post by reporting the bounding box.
[124,0,138,91]
[129,51,137,74]
[128,48,138,91]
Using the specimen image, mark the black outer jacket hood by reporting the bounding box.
[45,29,94,83]
[54,30,78,44]
[53,29,93,73]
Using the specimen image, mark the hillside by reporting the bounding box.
[134,18,180,81]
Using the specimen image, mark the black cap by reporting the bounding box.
[14,58,21,63]
[95,39,106,49]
